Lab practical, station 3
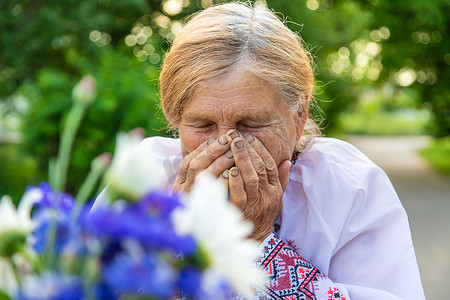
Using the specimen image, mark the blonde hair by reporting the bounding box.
[160,2,321,151]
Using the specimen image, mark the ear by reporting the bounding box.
[294,94,310,141]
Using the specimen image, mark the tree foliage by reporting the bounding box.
[0,0,448,195]
[268,0,449,136]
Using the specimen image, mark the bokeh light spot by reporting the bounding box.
[125,35,137,47]
[444,53,450,65]
[366,42,381,56]
[367,67,380,81]
[153,13,171,28]
[306,0,319,10]
[143,44,155,55]
[431,31,442,43]
[162,0,183,16]
[416,70,427,84]
[201,0,213,8]
[331,61,344,74]
[379,27,390,39]
[142,26,153,38]
[171,21,184,35]
[149,53,161,64]
[395,68,416,86]
[12,4,22,16]
[352,67,365,80]
[370,30,381,41]
[356,53,369,67]
[338,47,350,58]
[89,30,101,42]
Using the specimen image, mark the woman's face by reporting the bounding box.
[178,69,306,167]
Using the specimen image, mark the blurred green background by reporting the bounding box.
[0,0,449,202]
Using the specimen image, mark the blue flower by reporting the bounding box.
[177,266,203,299]
[31,204,91,256]
[84,196,196,255]
[138,190,182,218]
[31,210,73,255]
[29,183,74,214]
[16,272,84,300]
[103,253,175,299]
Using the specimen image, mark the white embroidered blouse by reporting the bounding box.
[99,136,426,299]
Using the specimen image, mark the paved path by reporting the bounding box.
[346,135,450,300]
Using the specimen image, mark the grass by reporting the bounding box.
[420,137,450,176]
[339,109,430,136]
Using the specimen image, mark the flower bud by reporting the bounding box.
[91,152,112,174]
[72,75,97,106]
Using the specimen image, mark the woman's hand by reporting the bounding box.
[226,134,291,243]
[173,130,238,193]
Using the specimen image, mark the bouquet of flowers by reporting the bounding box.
[0,77,263,300]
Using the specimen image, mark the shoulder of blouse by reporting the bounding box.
[290,137,385,185]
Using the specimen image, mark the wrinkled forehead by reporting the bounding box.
[181,69,287,123]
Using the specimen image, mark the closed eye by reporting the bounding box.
[198,123,214,128]
[239,123,265,129]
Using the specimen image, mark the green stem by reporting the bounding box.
[42,214,57,270]
[81,261,96,300]
[72,160,107,218]
[53,102,86,193]
[19,246,42,274]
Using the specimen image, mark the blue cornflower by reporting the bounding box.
[177,266,203,299]
[103,253,175,299]
[138,190,183,218]
[85,201,196,255]
[31,210,74,255]
[16,272,84,300]
[31,203,91,256]
[29,182,74,214]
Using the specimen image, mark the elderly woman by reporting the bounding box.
[126,2,424,299]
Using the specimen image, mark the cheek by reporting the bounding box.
[179,126,208,157]
[255,126,297,164]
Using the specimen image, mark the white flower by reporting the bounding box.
[0,193,37,245]
[0,193,38,297]
[172,173,265,297]
[0,257,18,297]
[104,132,166,201]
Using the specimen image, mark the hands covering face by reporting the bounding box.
[173,130,291,243]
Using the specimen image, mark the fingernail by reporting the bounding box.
[230,167,239,177]
[225,149,233,159]
[222,169,230,179]
[228,130,240,140]
[244,133,254,143]
[207,137,215,145]
[234,139,245,149]
[218,135,228,145]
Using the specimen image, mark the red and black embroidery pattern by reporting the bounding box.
[255,237,322,300]
[326,287,347,300]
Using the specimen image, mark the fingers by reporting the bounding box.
[174,130,240,193]
[188,135,232,189]
[204,149,235,177]
[231,137,260,202]
[175,139,211,188]
[218,169,230,190]
[278,160,291,193]
[228,167,247,211]
[243,133,280,186]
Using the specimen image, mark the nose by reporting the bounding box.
[219,128,241,140]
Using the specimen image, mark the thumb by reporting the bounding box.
[278,160,291,192]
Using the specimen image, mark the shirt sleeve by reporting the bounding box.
[280,138,425,299]
[251,233,350,300]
